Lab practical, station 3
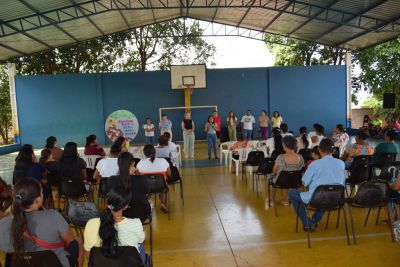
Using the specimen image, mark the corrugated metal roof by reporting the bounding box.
[0,0,399,62]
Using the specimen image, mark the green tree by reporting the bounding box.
[356,39,400,116]
[15,19,215,75]
[0,65,12,145]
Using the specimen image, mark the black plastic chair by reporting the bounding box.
[242,150,264,182]
[124,202,153,264]
[66,200,100,239]
[252,158,274,197]
[374,153,396,169]
[346,180,394,244]
[298,149,312,162]
[145,174,170,220]
[346,155,372,196]
[59,178,89,211]
[295,185,350,248]
[167,166,184,206]
[97,177,109,206]
[88,246,146,267]
[268,170,302,217]
[5,250,63,267]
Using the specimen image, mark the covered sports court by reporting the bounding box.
[1,1,400,267]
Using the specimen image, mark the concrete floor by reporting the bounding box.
[1,142,399,266]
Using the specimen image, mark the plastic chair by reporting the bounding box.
[5,250,63,267]
[252,158,274,197]
[88,246,146,267]
[130,146,144,159]
[82,155,103,169]
[242,150,264,182]
[346,180,394,244]
[167,166,184,206]
[230,148,251,177]
[346,155,372,196]
[295,185,350,248]
[145,174,170,220]
[220,141,232,165]
[66,200,100,239]
[374,153,396,170]
[59,178,89,211]
[268,170,302,217]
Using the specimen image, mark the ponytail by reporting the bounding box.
[117,152,134,189]
[99,208,118,257]
[301,135,309,149]
[143,144,156,163]
[11,178,42,257]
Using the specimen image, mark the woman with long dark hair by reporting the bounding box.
[137,145,170,213]
[308,123,325,148]
[84,186,145,262]
[60,142,87,180]
[45,136,63,161]
[84,134,106,156]
[0,178,83,267]
[296,127,310,151]
[266,128,284,159]
[226,111,238,141]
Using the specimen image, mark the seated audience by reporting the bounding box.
[280,123,293,138]
[296,127,311,151]
[266,128,284,160]
[306,146,321,168]
[13,146,50,199]
[308,123,325,148]
[289,139,345,232]
[137,145,171,213]
[164,132,177,161]
[114,136,129,153]
[332,124,349,153]
[45,136,63,161]
[108,152,150,217]
[84,186,145,263]
[93,144,121,180]
[155,135,174,160]
[84,134,106,156]
[372,130,399,162]
[341,131,374,169]
[60,142,87,181]
[0,178,83,267]
[39,148,61,187]
[270,136,304,205]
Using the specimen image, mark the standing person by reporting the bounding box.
[181,111,195,159]
[205,116,219,160]
[143,118,155,145]
[159,114,172,140]
[45,136,63,161]
[213,111,222,145]
[226,111,238,141]
[0,178,84,267]
[259,110,270,140]
[84,134,106,156]
[289,139,345,232]
[271,111,283,129]
[241,110,256,141]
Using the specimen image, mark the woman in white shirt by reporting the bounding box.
[296,127,311,151]
[308,123,325,148]
[93,144,121,180]
[137,145,171,213]
[84,186,146,262]
[332,124,349,156]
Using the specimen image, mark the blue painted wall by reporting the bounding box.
[15,65,345,147]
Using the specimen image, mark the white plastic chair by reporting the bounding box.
[82,155,102,169]
[129,146,143,159]
[175,144,182,166]
[229,147,252,176]
[220,141,232,165]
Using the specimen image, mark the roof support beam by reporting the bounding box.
[315,0,389,41]
[17,0,80,42]
[112,0,131,30]
[68,0,106,36]
[236,0,257,27]
[261,1,291,32]
[0,43,28,56]
[287,0,339,35]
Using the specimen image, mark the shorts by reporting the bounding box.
[216,131,220,139]
[65,239,80,267]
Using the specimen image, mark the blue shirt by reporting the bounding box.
[300,155,345,203]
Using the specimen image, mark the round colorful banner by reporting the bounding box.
[105,110,139,142]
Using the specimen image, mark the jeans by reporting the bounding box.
[145,136,154,145]
[183,131,195,158]
[207,133,218,158]
[138,243,146,263]
[243,129,253,141]
[288,189,324,227]
[228,125,237,141]
[260,127,269,140]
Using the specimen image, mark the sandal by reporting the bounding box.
[160,205,169,214]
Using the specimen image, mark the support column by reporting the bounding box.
[345,51,352,129]
[184,87,191,113]
[7,63,20,144]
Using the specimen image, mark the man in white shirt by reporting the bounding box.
[241,110,256,141]
[93,144,121,180]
